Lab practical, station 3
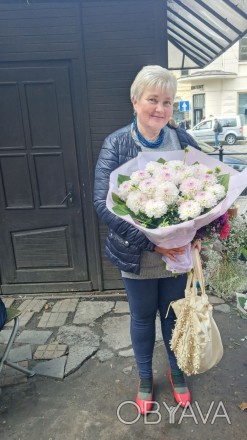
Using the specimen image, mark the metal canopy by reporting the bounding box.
[167,0,247,69]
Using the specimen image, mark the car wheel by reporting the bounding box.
[225,134,236,145]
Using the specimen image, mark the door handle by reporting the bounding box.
[60,183,75,206]
[60,192,73,205]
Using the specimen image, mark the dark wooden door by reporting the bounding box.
[0,65,90,293]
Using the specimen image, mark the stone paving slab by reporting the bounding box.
[33,356,67,379]
[51,298,79,313]
[2,298,15,308]
[56,325,100,348]
[5,311,34,328]
[0,330,12,344]
[16,330,52,345]
[0,361,28,387]
[96,349,114,362]
[37,312,68,328]
[8,345,32,363]
[208,295,225,304]
[65,345,98,376]
[114,302,129,314]
[73,301,114,325]
[33,343,68,360]
[118,348,134,357]
[56,326,100,376]
[102,315,163,351]
[214,304,231,313]
[102,315,131,350]
[18,299,47,313]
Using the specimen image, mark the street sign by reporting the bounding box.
[179,100,190,112]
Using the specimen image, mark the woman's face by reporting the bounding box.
[132,87,174,136]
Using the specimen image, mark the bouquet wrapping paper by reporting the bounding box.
[106,147,247,273]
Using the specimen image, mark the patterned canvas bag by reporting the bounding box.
[170,248,223,375]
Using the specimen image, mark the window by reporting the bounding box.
[193,94,205,125]
[197,120,212,130]
[193,94,205,108]
[239,93,247,124]
[239,36,247,61]
[219,118,237,127]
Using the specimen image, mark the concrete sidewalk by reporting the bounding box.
[0,293,246,440]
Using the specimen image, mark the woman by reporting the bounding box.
[94,66,201,414]
[213,118,222,148]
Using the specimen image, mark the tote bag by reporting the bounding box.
[170,248,223,376]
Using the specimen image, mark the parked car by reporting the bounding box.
[187,115,245,145]
[196,140,247,172]
[197,140,247,195]
[223,155,247,172]
[197,139,247,196]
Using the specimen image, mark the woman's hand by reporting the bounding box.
[154,245,187,262]
[191,239,202,253]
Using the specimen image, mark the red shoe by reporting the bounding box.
[135,378,153,415]
[168,369,191,408]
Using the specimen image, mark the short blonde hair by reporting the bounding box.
[130,65,177,102]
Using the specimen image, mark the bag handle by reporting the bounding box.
[184,270,199,298]
[191,248,206,297]
[184,248,207,299]
[166,249,207,318]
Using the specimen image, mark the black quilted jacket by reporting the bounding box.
[94,124,200,274]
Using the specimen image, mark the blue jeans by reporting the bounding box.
[122,275,187,379]
[214,131,219,146]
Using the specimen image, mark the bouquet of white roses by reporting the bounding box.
[106,147,247,273]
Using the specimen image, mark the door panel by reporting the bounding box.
[192,120,213,142]
[0,65,89,288]
[1,154,34,208]
[0,83,26,149]
[24,81,61,147]
[33,153,66,207]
